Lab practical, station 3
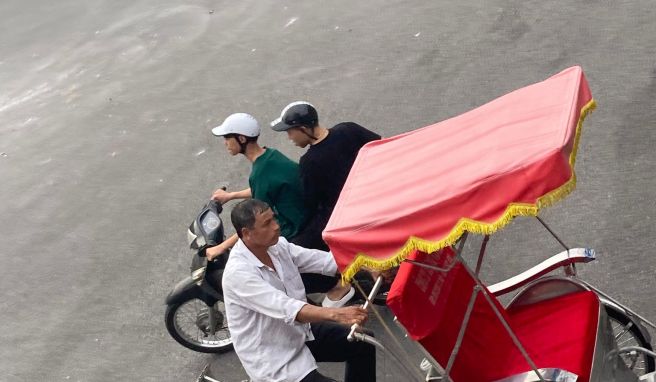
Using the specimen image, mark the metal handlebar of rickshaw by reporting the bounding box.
[323,67,656,382]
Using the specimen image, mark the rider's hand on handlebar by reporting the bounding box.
[331,306,368,327]
[206,242,230,261]
[211,188,232,204]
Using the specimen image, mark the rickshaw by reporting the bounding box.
[323,66,656,382]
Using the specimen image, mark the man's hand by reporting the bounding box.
[331,306,368,327]
[211,187,252,204]
[296,303,369,325]
[211,188,233,204]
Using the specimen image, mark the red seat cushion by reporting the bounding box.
[505,290,600,382]
[387,248,600,382]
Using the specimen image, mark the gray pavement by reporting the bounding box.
[1,0,655,381]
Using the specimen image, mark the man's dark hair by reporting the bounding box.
[224,133,259,143]
[231,199,270,238]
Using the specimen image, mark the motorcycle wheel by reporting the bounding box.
[165,297,232,353]
[607,307,655,376]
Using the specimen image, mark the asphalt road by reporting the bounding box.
[1,0,655,381]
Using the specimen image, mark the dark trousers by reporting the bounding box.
[291,227,329,252]
[303,322,376,382]
[291,232,340,295]
[301,273,340,294]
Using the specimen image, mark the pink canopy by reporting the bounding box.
[323,66,595,281]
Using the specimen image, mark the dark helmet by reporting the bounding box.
[270,101,318,131]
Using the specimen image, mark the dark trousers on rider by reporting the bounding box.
[301,321,376,382]
[291,230,341,295]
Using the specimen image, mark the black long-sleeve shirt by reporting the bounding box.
[299,122,381,242]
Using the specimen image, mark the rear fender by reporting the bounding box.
[165,276,221,307]
[599,297,652,344]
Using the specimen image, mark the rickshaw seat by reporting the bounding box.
[387,248,600,382]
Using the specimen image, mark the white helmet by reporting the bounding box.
[211,113,260,137]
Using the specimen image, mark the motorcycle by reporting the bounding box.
[164,199,232,353]
[162,197,374,354]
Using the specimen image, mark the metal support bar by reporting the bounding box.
[456,232,469,255]
[475,235,490,275]
[350,278,427,381]
[536,216,569,251]
[348,276,384,342]
[478,288,546,382]
[348,331,386,350]
[203,376,221,382]
[461,261,546,381]
[535,216,576,276]
[579,279,656,329]
[615,346,656,360]
[444,286,480,380]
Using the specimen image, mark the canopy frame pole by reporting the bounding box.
[443,285,479,381]
[474,235,490,275]
[461,262,547,382]
[456,232,469,256]
[535,216,576,276]
[347,276,385,342]
[476,286,546,382]
[536,216,569,251]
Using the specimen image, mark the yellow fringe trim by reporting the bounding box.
[341,99,597,283]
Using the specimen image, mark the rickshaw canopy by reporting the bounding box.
[323,66,595,281]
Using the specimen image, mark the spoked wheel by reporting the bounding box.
[607,307,655,376]
[165,298,232,353]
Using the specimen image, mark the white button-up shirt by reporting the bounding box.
[222,237,338,382]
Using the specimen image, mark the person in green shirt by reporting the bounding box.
[206,113,353,305]
[206,112,305,257]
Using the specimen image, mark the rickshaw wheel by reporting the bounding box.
[607,307,655,376]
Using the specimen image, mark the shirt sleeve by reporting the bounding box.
[279,237,337,276]
[351,122,382,145]
[224,266,307,325]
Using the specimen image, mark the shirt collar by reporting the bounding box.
[233,238,275,269]
[252,147,271,165]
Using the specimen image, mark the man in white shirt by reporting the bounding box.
[222,199,376,382]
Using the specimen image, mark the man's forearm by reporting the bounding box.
[223,233,239,248]
[205,233,238,260]
[296,304,368,326]
[231,188,252,200]
[295,304,335,323]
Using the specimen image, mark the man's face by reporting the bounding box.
[286,127,311,148]
[223,136,241,156]
[243,208,280,248]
